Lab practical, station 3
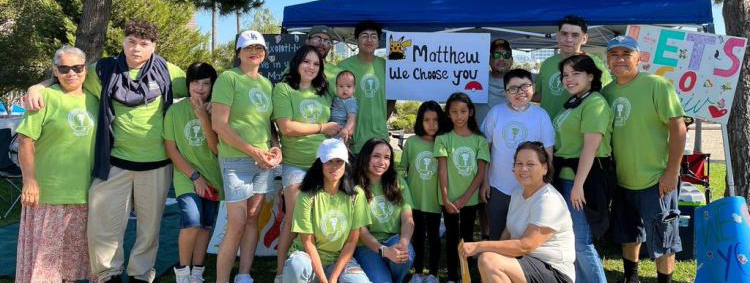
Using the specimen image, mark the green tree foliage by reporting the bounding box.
[0,0,76,98]
[105,0,211,70]
[247,7,279,34]
[389,101,421,132]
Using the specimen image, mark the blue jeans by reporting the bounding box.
[353,235,414,283]
[559,179,607,283]
[282,250,371,283]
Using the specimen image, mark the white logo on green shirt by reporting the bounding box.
[370,195,394,223]
[320,209,347,241]
[501,121,528,148]
[452,146,476,176]
[554,109,572,129]
[248,88,270,112]
[612,97,632,127]
[360,73,380,98]
[67,108,94,137]
[183,119,205,146]
[299,99,324,122]
[548,72,564,96]
[415,151,436,180]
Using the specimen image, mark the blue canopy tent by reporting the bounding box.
[282,0,714,50]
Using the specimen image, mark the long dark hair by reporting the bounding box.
[414,100,449,137]
[514,141,553,184]
[299,158,356,196]
[444,92,482,136]
[353,138,403,205]
[558,54,603,92]
[281,45,328,96]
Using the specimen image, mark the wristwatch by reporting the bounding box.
[379,245,387,257]
[190,171,201,181]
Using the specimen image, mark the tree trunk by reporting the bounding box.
[211,3,217,52]
[236,10,241,34]
[723,0,750,199]
[74,0,113,63]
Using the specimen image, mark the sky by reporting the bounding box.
[196,1,727,45]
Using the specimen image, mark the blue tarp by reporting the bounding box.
[283,0,713,29]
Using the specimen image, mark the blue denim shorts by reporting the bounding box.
[219,156,273,202]
[177,193,220,229]
[282,163,308,188]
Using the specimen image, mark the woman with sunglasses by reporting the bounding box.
[479,69,554,242]
[16,45,97,282]
[551,54,614,283]
[460,141,575,283]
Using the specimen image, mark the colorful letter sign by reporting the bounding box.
[385,32,490,103]
[628,25,747,124]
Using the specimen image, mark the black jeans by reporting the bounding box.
[443,204,478,281]
[411,209,442,275]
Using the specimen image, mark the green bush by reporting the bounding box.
[389,101,421,132]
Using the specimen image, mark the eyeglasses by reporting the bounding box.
[506,83,533,94]
[309,36,332,45]
[358,33,379,41]
[56,64,85,74]
[242,45,265,52]
[492,51,512,59]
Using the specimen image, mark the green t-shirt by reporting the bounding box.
[290,187,371,266]
[602,72,686,189]
[338,55,388,153]
[434,131,491,206]
[537,53,612,118]
[271,82,331,168]
[163,100,224,198]
[211,68,274,157]
[16,85,98,204]
[83,61,188,162]
[553,92,614,180]
[365,179,413,241]
[400,135,441,213]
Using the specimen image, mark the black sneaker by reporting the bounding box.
[128,276,150,283]
[103,275,122,283]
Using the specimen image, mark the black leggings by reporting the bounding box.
[443,205,478,281]
[411,209,442,275]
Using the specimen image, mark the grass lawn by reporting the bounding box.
[0,162,728,282]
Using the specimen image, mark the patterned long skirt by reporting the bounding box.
[15,204,92,282]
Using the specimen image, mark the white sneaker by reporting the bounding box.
[174,266,191,283]
[408,273,426,283]
[190,266,205,283]
[424,275,440,283]
[274,274,283,283]
[234,274,254,283]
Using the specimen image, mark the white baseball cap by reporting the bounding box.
[236,30,266,50]
[316,138,349,163]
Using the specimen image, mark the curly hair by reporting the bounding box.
[124,20,160,42]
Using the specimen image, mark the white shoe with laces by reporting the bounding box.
[408,273,426,283]
[234,273,254,283]
[173,266,191,283]
[190,266,205,283]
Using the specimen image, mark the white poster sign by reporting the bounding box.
[385,32,490,102]
[627,25,747,124]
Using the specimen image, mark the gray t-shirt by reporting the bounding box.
[507,183,576,282]
[475,75,506,125]
[330,96,358,126]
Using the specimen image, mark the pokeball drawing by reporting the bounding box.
[464,81,483,90]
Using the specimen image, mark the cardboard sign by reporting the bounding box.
[260,34,308,84]
[208,195,284,256]
[627,25,747,124]
[385,32,490,102]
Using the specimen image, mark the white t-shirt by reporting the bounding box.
[507,183,576,281]
[475,75,506,125]
[480,104,554,195]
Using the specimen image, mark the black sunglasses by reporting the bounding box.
[56,64,86,74]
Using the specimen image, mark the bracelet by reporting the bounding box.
[318,123,323,133]
[379,245,386,257]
